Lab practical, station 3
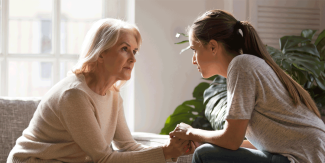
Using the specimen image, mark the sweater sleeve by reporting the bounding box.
[58,89,166,163]
[112,94,147,151]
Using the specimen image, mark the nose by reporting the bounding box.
[130,53,136,63]
[192,53,197,65]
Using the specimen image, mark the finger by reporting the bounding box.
[181,139,190,146]
[194,141,201,148]
[189,141,196,154]
[169,132,174,138]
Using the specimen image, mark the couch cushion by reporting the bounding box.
[0,97,41,162]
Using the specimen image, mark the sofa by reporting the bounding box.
[0,97,192,163]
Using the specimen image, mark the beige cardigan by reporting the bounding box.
[7,74,166,163]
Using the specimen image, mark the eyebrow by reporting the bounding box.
[120,42,138,51]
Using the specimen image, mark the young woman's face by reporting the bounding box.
[189,31,217,78]
[100,30,138,81]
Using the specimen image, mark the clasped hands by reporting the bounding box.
[162,123,200,161]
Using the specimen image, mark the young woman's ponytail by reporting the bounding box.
[190,9,321,117]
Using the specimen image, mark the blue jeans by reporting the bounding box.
[192,143,290,163]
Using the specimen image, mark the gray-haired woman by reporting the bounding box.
[7,18,194,163]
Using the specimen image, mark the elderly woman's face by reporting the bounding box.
[99,30,138,80]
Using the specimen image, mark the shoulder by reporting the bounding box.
[230,54,264,68]
[227,54,265,74]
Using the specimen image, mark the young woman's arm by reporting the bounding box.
[240,140,256,149]
[170,119,249,150]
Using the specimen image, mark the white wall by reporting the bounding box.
[133,0,227,133]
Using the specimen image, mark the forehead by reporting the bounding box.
[116,29,138,46]
[189,32,200,47]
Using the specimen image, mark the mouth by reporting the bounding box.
[123,67,132,70]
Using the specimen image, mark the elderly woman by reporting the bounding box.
[7,18,193,163]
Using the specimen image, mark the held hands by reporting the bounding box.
[162,136,190,160]
[168,123,201,155]
[169,122,193,140]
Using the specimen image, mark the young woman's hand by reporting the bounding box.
[169,122,193,140]
[162,136,190,160]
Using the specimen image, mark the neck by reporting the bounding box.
[83,70,117,96]
[219,51,238,78]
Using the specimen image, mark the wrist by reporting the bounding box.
[162,145,171,160]
[186,128,195,140]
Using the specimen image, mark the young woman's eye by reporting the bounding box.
[122,47,128,51]
[133,50,137,55]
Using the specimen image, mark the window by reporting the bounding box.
[0,0,103,96]
[248,0,325,50]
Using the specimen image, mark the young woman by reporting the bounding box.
[170,10,325,163]
[7,18,194,163]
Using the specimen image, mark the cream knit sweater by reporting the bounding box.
[7,74,166,163]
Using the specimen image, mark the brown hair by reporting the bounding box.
[190,9,320,117]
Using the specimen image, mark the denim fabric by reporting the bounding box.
[192,143,290,163]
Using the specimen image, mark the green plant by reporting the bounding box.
[267,29,325,115]
[161,29,325,134]
[159,81,213,135]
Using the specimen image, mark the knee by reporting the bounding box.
[194,143,213,156]
[193,143,222,162]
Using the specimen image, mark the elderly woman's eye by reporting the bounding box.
[133,50,137,55]
[122,47,128,51]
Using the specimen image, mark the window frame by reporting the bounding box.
[0,0,112,96]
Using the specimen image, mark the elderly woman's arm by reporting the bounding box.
[59,89,166,163]
[113,94,191,161]
[59,89,187,163]
[111,96,146,151]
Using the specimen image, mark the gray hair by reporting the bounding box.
[72,18,141,91]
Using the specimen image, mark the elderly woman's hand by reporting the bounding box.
[162,136,190,160]
[169,122,193,140]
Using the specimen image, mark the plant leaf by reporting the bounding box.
[176,33,188,38]
[203,76,227,104]
[160,99,205,135]
[191,116,213,130]
[203,75,218,81]
[210,75,227,85]
[180,45,190,54]
[285,44,320,58]
[175,40,189,44]
[314,92,325,116]
[316,37,325,54]
[321,48,325,61]
[280,36,311,53]
[315,29,325,46]
[193,82,210,100]
[266,46,283,65]
[301,29,317,41]
[315,72,325,91]
[203,76,228,130]
[288,53,324,77]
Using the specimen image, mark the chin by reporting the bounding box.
[201,72,216,79]
[122,75,132,81]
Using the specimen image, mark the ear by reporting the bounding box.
[97,53,104,63]
[209,39,218,55]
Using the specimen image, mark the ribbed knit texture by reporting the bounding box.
[7,74,166,163]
